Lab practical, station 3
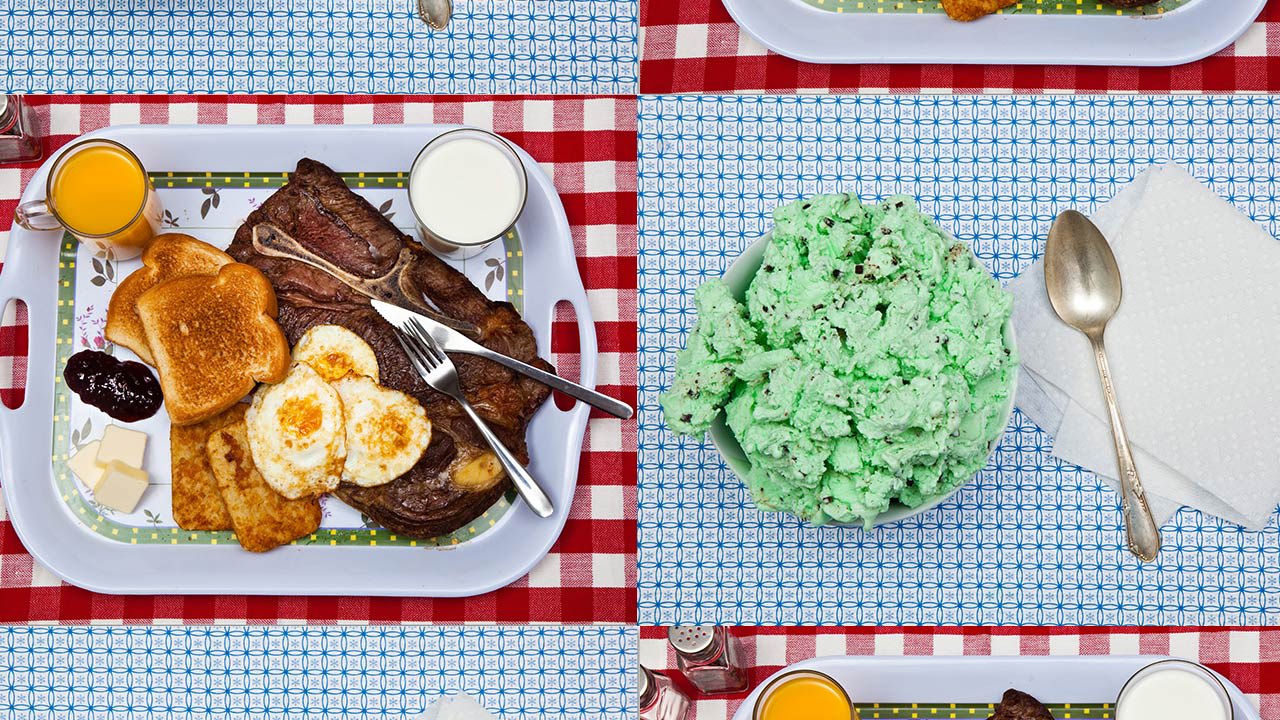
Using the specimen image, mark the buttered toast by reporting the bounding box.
[106,233,232,365]
[136,263,290,426]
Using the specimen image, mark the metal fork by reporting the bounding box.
[393,319,554,519]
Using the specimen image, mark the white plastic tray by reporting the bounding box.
[0,124,596,597]
[732,656,1260,720]
[722,0,1265,66]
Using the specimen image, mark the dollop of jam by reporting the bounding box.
[63,350,163,422]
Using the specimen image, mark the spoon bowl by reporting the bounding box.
[417,0,452,29]
[1044,210,1123,337]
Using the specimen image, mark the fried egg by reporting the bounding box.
[292,324,380,383]
[332,375,432,487]
[246,362,347,499]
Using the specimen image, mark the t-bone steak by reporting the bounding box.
[227,158,553,538]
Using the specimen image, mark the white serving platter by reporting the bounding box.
[0,124,596,597]
[722,0,1265,67]
[732,656,1260,720]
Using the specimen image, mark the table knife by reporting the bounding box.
[372,298,633,419]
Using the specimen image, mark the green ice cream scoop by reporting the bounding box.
[661,194,1018,528]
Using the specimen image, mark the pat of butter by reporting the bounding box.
[68,440,106,489]
[96,425,147,469]
[93,460,150,514]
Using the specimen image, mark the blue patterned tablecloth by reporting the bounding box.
[637,94,1280,627]
[0,626,636,719]
[3,0,636,94]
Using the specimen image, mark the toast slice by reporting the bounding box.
[170,402,246,531]
[205,418,321,553]
[137,262,290,426]
[106,233,232,365]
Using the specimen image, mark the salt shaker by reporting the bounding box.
[639,665,691,720]
[668,626,749,695]
[0,95,41,164]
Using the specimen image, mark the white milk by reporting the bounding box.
[410,136,524,246]
[1117,667,1230,720]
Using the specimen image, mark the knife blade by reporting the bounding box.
[371,299,634,419]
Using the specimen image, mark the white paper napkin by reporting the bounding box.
[1009,162,1280,530]
[415,694,498,720]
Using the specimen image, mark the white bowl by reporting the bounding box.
[706,231,1018,528]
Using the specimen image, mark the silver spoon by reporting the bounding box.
[1045,210,1162,562]
[417,0,452,29]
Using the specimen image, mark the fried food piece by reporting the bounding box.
[205,418,322,553]
[169,403,246,531]
[989,689,1054,720]
[941,0,1017,21]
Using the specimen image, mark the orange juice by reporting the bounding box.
[756,672,855,720]
[50,141,157,250]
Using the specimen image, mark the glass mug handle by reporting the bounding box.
[14,199,63,231]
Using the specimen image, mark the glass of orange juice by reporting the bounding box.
[753,669,858,720]
[14,138,162,259]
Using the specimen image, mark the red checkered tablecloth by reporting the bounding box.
[0,95,638,624]
[639,0,1280,93]
[639,627,1279,719]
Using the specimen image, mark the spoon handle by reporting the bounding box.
[1090,336,1162,562]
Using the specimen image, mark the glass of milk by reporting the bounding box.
[408,128,528,259]
[1116,659,1234,720]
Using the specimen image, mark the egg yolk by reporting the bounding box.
[280,396,324,441]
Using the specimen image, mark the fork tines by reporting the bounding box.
[391,330,430,376]
[404,318,448,366]
[391,321,437,369]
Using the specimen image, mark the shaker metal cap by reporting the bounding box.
[638,664,651,697]
[668,626,716,655]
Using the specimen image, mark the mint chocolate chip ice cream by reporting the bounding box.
[662,193,1018,527]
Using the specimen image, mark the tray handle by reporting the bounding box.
[0,229,60,497]
[0,231,59,415]
[546,292,604,414]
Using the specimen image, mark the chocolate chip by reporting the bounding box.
[881,227,892,235]
[823,218,834,228]
[854,264,864,274]
[832,269,842,279]
[681,414,692,423]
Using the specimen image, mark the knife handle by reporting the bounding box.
[472,345,634,419]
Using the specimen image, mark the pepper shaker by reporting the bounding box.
[668,626,749,695]
[0,95,41,164]
[639,665,691,720]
